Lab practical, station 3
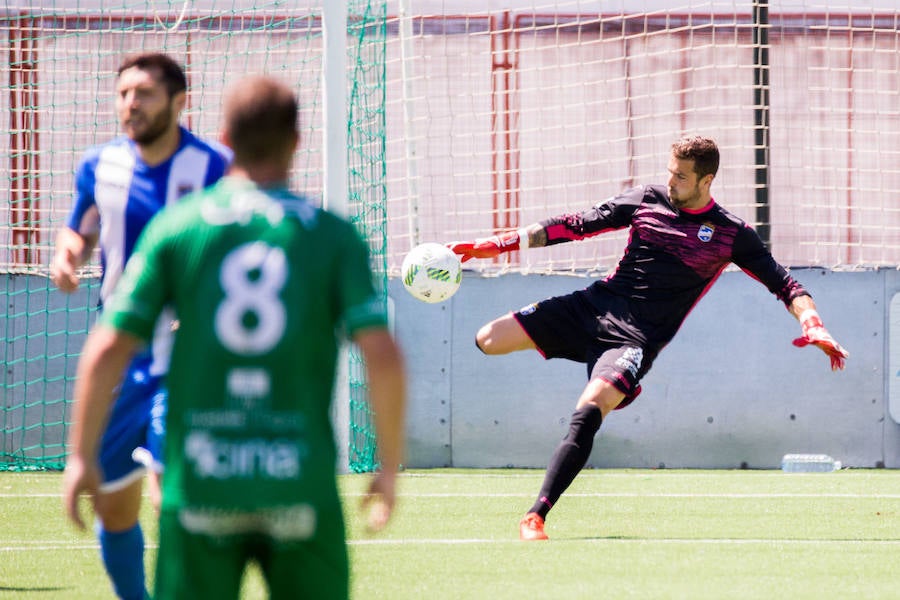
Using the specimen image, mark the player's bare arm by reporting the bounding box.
[522,223,547,248]
[354,327,406,532]
[62,326,142,529]
[787,293,816,319]
[51,227,99,293]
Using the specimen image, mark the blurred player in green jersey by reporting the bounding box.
[63,75,406,600]
[53,53,230,600]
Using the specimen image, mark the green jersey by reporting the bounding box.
[102,177,386,531]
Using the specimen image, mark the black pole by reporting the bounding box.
[752,1,771,249]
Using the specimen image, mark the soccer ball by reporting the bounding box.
[401,242,462,303]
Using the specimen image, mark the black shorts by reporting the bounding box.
[513,286,657,409]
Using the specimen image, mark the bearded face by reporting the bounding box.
[115,66,181,146]
[666,155,711,210]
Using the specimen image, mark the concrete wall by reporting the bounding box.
[394,268,899,469]
[1,276,96,463]
[5,269,898,470]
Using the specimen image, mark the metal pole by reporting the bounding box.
[323,0,348,217]
[322,0,350,474]
[398,0,420,249]
[752,1,771,248]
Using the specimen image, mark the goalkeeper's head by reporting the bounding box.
[221,75,299,187]
[671,135,719,182]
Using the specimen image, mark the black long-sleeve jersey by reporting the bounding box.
[539,184,809,348]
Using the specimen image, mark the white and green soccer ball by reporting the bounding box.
[401,242,462,304]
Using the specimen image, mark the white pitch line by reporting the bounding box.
[0,493,65,498]
[0,542,159,551]
[396,472,876,478]
[348,537,900,546]
[0,544,101,551]
[5,492,900,499]
[0,493,156,498]
[343,492,900,499]
[4,539,898,552]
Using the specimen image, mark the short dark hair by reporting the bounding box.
[117,52,187,97]
[671,135,719,181]
[224,76,298,167]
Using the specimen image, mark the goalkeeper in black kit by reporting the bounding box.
[448,135,848,541]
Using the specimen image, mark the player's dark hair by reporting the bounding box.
[117,53,187,98]
[671,135,719,181]
[224,76,299,168]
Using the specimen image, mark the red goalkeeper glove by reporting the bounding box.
[792,310,849,371]
[446,231,521,263]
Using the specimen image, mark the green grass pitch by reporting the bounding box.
[1,469,898,599]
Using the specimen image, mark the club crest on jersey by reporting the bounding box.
[697,223,715,243]
[177,183,197,198]
[519,302,538,316]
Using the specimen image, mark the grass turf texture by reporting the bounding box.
[1,469,898,599]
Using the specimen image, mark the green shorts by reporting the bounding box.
[154,506,349,600]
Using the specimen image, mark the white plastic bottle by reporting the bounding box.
[781,453,840,472]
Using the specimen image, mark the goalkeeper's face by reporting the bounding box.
[666,155,712,211]
[115,66,182,146]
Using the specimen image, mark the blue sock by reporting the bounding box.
[97,523,147,600]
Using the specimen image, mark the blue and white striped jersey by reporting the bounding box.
[67,126,230,374]
[68,126,230,303]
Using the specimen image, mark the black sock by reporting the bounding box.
[528,405,603,519]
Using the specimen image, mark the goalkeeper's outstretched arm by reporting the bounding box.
[445,223,548,263]
[447,202,626,262]
[789,295,849,371]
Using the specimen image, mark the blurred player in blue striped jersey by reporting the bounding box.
[52,52,229,599]
[63,74,406,600]
[449,135,848,541]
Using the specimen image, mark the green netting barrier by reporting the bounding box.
[0,1,387,472]
[346,0,387,473]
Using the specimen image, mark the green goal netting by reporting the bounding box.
[0,0,386,472]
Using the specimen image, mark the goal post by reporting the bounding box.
[337,0,391,473]
[0,0,388,472]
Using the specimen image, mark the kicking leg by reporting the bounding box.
[520,380,625,541]
[475,312,536,355]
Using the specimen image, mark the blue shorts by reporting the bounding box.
[98,352,166,492]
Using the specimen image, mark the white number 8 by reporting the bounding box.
[215,242,287,355]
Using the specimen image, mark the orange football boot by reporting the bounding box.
[519,512,549,541]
